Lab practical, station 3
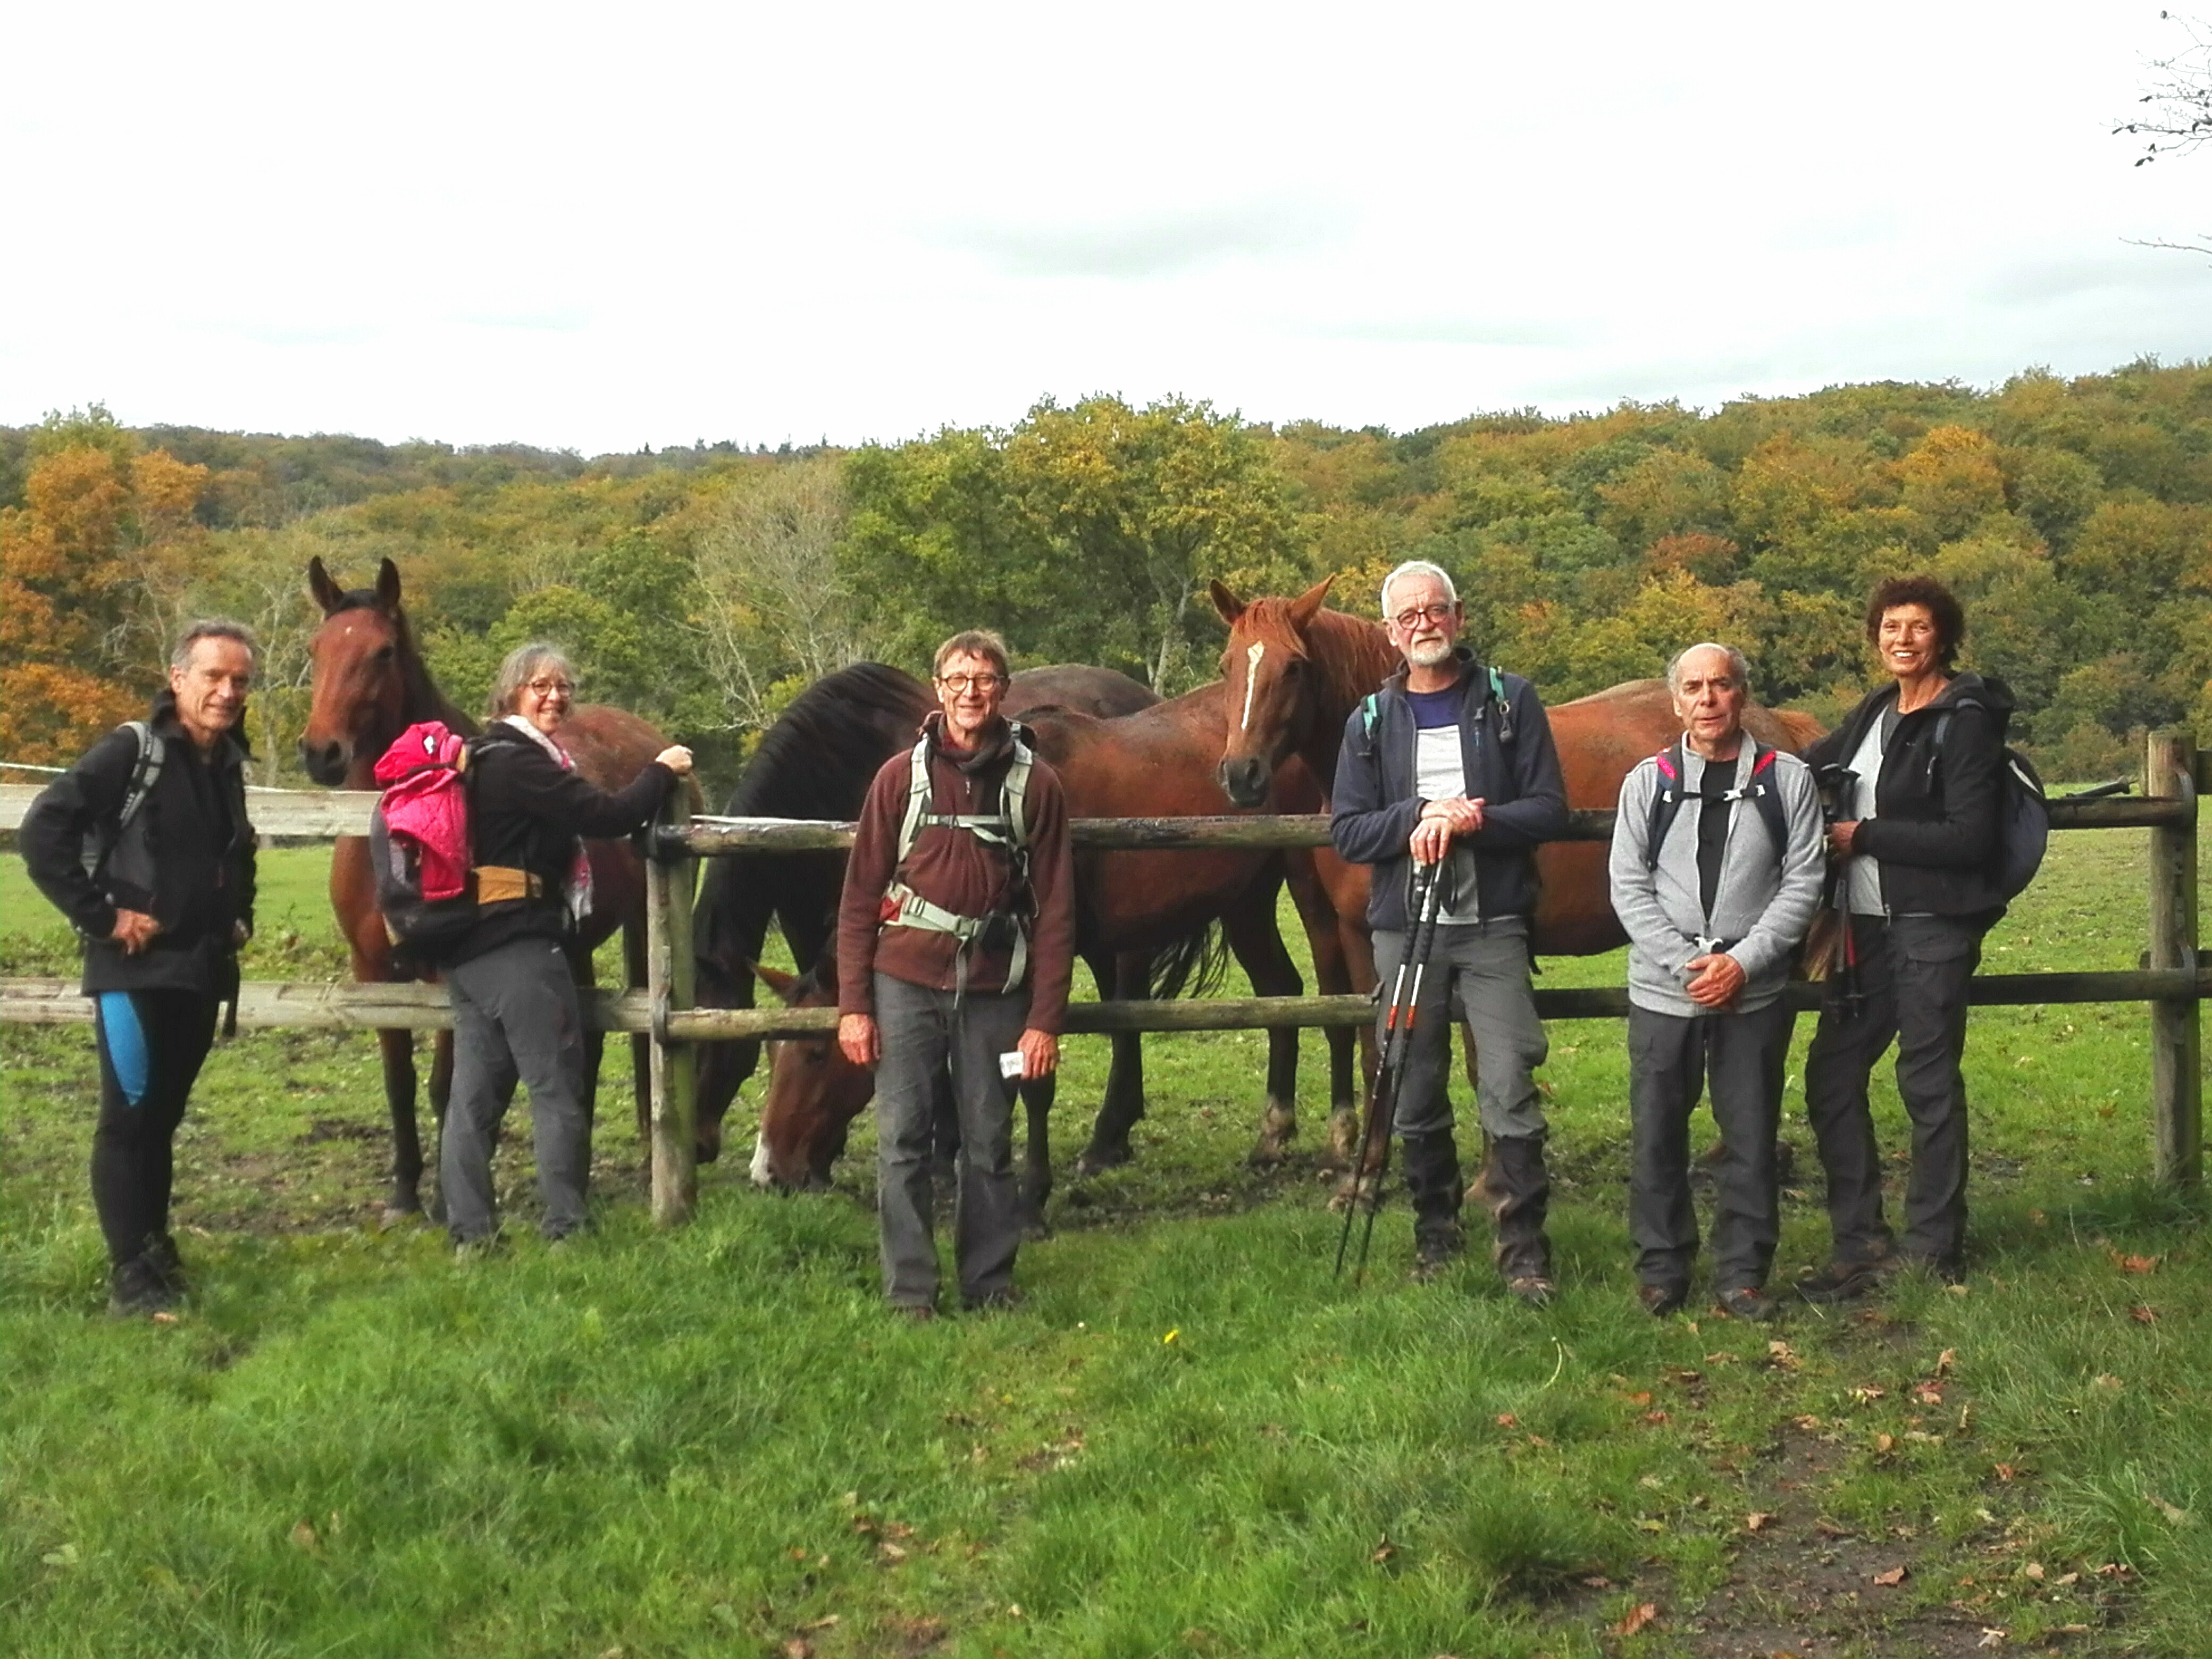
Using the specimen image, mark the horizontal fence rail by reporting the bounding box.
[5,968,2206,1038]
[0,786,2191,849]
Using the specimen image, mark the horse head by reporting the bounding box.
[1209,576,1334,808]
[753,955,872,1190]
[300,557,421,786]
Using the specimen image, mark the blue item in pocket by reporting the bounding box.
[97,992,150,1105]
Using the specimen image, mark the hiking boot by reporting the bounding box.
[1487,1134,1556,1308]
[1717,1286,1780,1323]
[453,1234,504,1264]
[1403,1131,1465,1283]
[107,1256,180,1319]
[1796,1252,1899,1304]
[891,1302,937,1323]
[1638,1280,1689,1317]
[141,1231,189,1298]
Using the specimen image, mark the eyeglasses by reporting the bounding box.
[936,673,1007,693]
[526,677,575,698]
[1391,602,1455,630]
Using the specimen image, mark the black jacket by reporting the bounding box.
[1804,671,2016,919]
[445,720,675,965]
[20,692,256,997]
[1329,649,1569,931]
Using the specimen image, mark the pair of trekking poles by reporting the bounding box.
[1335,858,1449,1284]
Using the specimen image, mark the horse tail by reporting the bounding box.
[1139,918,1231,1002]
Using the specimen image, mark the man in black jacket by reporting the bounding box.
[1330,561,1570,1301]
[20,622,258,1316]
[1797,576,2013,1300]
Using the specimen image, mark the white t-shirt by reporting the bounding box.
[1844,714,1888,916]
[1415,726,1480,923]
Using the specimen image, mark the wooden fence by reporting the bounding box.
[3,732,2202,1225]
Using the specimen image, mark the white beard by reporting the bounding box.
[1407,637,1454,668]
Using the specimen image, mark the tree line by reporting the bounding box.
[4,359,2207,795]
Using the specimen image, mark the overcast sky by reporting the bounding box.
[5,2,2205,453]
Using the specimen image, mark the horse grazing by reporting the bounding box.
[691,660,1162,1167]
[300,557,681,1220]
[749,678,1364,1208]
[1209,575,1826,962]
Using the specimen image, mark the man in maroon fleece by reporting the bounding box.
[835,629,1075,1318]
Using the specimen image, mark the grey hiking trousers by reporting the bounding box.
[1373,919,1550,1142]
[441,936,592,1243]
[873,973,1026,1310]
[1629,1001,1794,1292]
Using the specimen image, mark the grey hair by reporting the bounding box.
[932,628,1011,679]
[1665,641,1750,697]
[1379,559,1458,618]
[171,618,258,672]
[490,641,579,716]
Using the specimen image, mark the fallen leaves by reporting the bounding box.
[2130,1304,2159,1325]
[1993,1463,2018,1482]
[1744,1511,1776,1533]
[1978,1629,2007,1649]
[2151,1494,2192,1525]
[1872,1564,1909,1587]
[1608,1602,1658,1637]
[1370,1536,1397,1564]
[2113,1251,2160,1275]
[1765,1339,1802,1372]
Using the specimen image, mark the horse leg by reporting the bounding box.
[1019,1069,1056,1238]
[1285,852,1361,1169]
[425,1025,455,1224]
[1222,878,1303,1164]
[1078,950,1149,1174]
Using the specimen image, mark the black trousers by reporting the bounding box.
[91,988,219,1267]
[1629,1001,1794,1292]
[1804,913,1985,1268]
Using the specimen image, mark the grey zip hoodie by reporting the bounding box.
[1607,741,1825,1017]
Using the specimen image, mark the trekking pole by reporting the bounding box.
[1336,859,1446,1282]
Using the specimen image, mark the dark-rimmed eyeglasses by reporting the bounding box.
[1390,603,1455,631]
[526,677,575,698]
[936,673,1007,693]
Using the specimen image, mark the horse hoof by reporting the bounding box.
[1076,1143,1133,1176]
[380,1203,423,1230]
[1248,1137,1288,1168]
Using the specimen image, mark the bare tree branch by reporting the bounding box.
[2116,11,2212,164]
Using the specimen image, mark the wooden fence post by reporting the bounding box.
[2147,728,2201,1188]
[644,801,700,1225]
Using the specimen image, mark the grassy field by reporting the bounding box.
[2,824,2207,1658]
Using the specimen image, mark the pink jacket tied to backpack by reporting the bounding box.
[374,722,471,901]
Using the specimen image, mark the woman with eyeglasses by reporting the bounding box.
[439,642,693,1255]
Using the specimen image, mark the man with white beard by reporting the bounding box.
[1330,560,1569,1302]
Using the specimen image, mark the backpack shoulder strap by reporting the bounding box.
[1746,740,1787,856]
[1643,739,1687,870]
[1486,666,1515,746]
[896,735,932,866]
[1358,691,1381,740]
[117,720,164,831]
[1002,733,1034,850]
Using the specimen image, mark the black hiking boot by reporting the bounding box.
[1403,1132,1465,1282]
[1796,1251,1901,1304]
[107,1255,180,1319]
[1487,1134,1557,1308]
[142,1231,188,1299]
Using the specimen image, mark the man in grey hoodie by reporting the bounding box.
[1607,643,1824,1321]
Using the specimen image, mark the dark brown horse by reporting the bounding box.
[300,557,680,1220]
[749,680,1362,1212]
[691,660,1161,1168]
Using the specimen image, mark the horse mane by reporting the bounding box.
[330,588,477,735]
[719,661,931,818]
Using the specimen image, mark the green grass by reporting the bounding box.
[3,825,2207,1657]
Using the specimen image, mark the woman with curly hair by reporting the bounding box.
[1797,575,2017,1302]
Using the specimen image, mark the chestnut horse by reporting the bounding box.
[692,660,1161,1166]
[749,682,1364,1212]
[1208,576,1825,1158]
[1210,574,1825,956]
[300,557,681,1220]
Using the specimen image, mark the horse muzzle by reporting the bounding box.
[299,736,353,786]
[1217,756,1272,810]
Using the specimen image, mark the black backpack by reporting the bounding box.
[1931,710,2048,901]
[79,719,165,906]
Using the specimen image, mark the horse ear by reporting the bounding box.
[374,558,403,613]
[1208,580,1246,625]
[307,556,345,616]
[751,962,801,1005]
[1287,575,1334,630]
